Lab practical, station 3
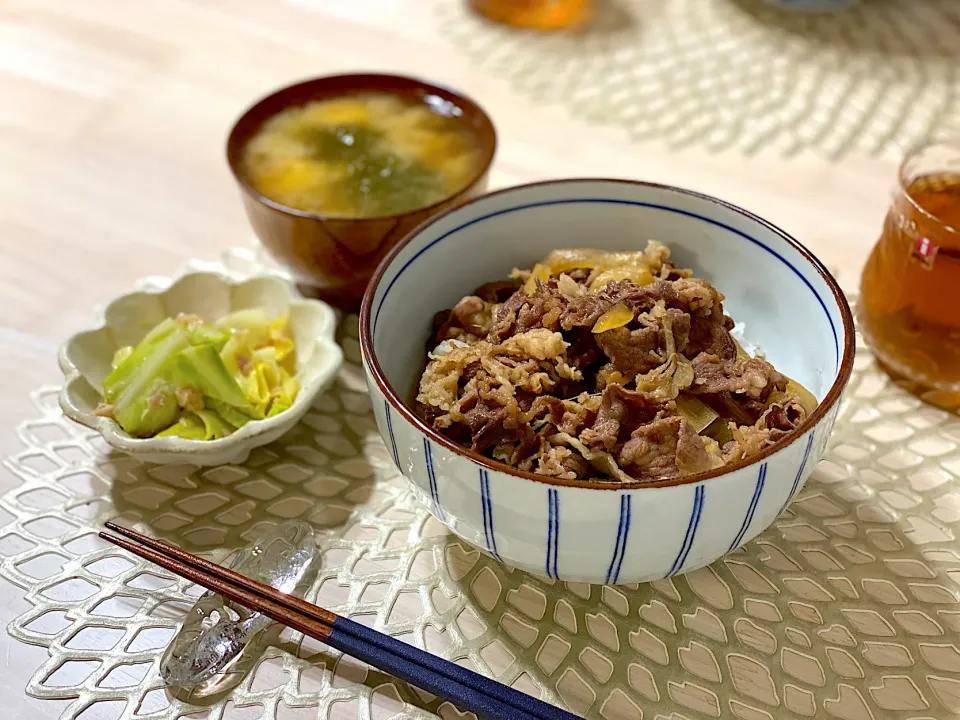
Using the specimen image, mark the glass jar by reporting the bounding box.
[859,141,960,410]
[468,0,591,31]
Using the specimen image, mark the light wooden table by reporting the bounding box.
[0,0,897,716]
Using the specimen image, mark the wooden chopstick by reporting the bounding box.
[100,524,580,720]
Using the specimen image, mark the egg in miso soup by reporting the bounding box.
[241,93,485,218]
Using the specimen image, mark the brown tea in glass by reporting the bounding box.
[859,142,960,410]
[468,0,591,30]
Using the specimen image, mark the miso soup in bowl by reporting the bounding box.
[227,74,496,311]
[243,94,486,218]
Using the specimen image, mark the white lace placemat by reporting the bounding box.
[2,248,959,720]
[431,0,960,159]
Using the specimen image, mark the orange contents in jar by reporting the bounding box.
[468,0,591,30]
[859,143,960,409]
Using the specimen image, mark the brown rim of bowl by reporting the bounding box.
[359,178,856,491]
[225,73,497,222]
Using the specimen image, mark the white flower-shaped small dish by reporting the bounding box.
[58,272,343,466]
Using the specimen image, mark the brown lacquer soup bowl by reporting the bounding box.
[227,73,496,312]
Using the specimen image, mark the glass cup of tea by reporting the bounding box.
[468,0,591,31]
[859,141,960,410]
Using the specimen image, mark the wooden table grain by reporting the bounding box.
[0,0,896,716]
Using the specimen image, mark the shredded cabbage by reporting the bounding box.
[100,309,299,438]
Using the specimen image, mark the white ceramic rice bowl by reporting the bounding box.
[361,180,854,584]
